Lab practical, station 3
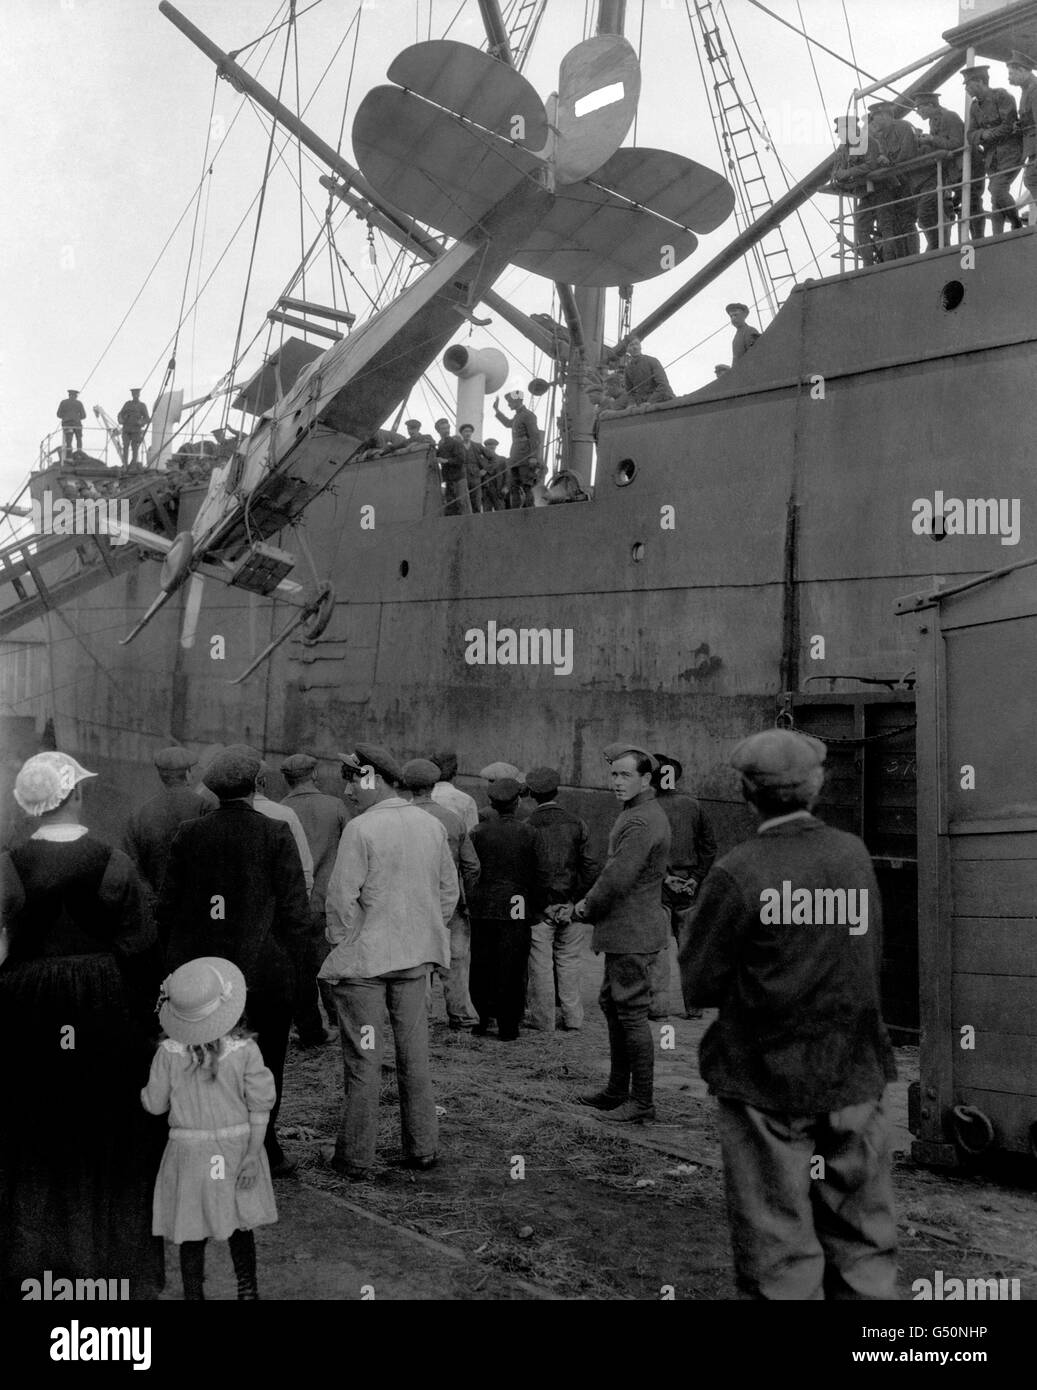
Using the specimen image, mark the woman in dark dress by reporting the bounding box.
[0,751,165,1300]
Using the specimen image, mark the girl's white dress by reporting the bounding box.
[142,1036,278,1243]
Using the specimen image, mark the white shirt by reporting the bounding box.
[321,797,458,980]
[431,781,478,832]
[253,794,314,892]
[31,824,89,841]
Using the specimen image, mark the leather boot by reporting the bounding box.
[229,1228,258,1300]
[179,1239,206,1301]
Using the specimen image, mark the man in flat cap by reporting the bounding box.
[477,761,532,823]
[404,758,481,1032]
[492,390,542,509]
[321,744,457,1178]
[281,753,350,1046]
[122,746,212,917]
[159,749,312,1178]
[962,64,1023,238]
[480,437,509,511]
[912,93,965,251]
[679,728,897,1300]
[867,102,920,259]
[457,423,487,515]
[1007,53,1037,223]
[385,419,435,455]
[434,419,471,516]
[524,767,598,1033]
[725,304,760,363]
[430,749,478,831]
[572,743,670,1122]
[646,753,717,1020]
[56,389,86,459]
[224,744,313,895]
[622,337,674,407]
[117,389,150,470]
[468,777,547,1040]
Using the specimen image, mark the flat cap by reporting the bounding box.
[204,750,261,799]
[281,753,317,778]
[524,766,560,796]
[480,761,521,781]
[724,302,749,314]
[224,742,268,775]
[488,777,522,804]
[346,742,402,784]
[405,419,422,428]
[603,742,658,771]
[153,746,196,772]
[484,437,499,447]
[402,758,441,789]
[730,729,826,787]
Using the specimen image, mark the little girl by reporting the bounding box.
[142,956,278,1300]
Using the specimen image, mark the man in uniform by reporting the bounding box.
[430,749,478,831]
[912,93,965,251]
[434,418,471,515]
[622,337,673,406]
[322,744,457,1178]
[1007,51,1037,224]
[122,746,211,916]
[281,753,350,1046]
[679,729,898,1300]
[646,753,717,1020]
[117,388,150,469]
[867,102,920,258]
[457,423,487,514]
[492,390,542,509]
[480,437,509,511]
[160,748,312,1178]
[574,742,670,1123]
[57,389,86,458]
[726,304,760,362]
[524,766,598,1033]
[830,114,884,265]
[962,63,1023,238]
[468,777,545,1040]
[403,758,481,1032]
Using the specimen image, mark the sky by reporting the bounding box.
[0,0,967,518]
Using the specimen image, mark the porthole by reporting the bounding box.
[940,281,965,311]
[614,458,637,486]
[399,560,409,577]
[631,541,645,563]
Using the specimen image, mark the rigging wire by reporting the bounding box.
[292,1,307,323]
[744,0,879,85]
[840,0,865,85]
[228,0,325,60]
[632,0,646,147]
[795,0,835,152]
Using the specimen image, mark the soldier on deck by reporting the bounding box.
[118,388,151,469]
[457,423,487,515]
[434,418,471,516]
[492,390,542,509]
[912,92,965,251]
[962,63,1023,238]
[622,338,673,406]
[122,746,212,920]
[726,304,760,362]
[480,437,509,511]
[867,102,920,259]
[831,114,883,266]
[1007,51,1037,224]
[385,419,435,454]
[57,389,86,458]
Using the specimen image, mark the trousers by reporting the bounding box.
[243,991,292,1168]
[470,919,531,1037]
[443,478,472,515]
[526,916,585,1030]
[293,906,334,1040]
[331,968,437,1170]
[599,952,658,1105]
[434,909,479,1027]
[716,1092,898,1300]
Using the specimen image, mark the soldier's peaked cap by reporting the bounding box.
[730,729,826,787]
[1009,51,1036,69]
[130,387,142,393]
[911,92,942,104]
[402,758,440,789]
[603,742,658,771]
[525,766,560,796]
[405,419,422,428]
[868,100,896,114]
[961,65,990,80]
[488,777,522,804]
[68,388,79,394]
[153,746,196,772]
[281,753,317,778]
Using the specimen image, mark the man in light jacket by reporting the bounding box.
[320,743,458,1180]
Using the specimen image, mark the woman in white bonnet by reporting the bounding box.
[0,751,164,1300]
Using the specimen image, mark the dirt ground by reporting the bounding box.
[158,942,1037,1301]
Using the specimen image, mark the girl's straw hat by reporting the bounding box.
[158,957,246,1045]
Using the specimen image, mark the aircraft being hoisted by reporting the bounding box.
[114,3,734,679]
